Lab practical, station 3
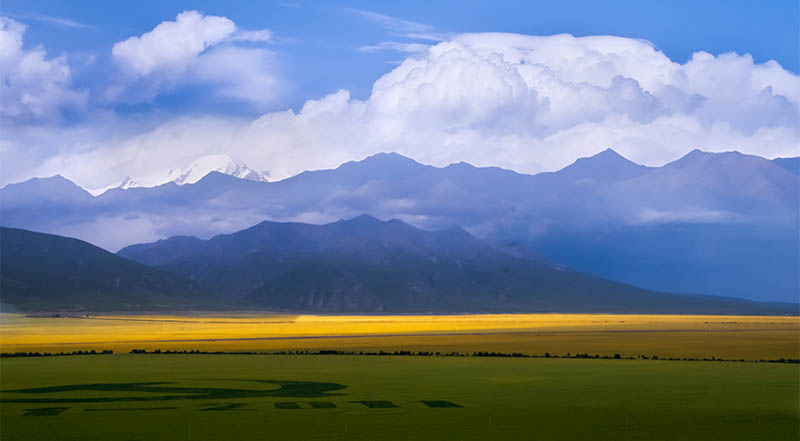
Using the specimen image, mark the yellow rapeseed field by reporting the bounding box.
[1,313,797,360]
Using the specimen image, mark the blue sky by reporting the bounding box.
[1,0,798,188]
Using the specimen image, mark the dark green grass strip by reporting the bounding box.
[420,400,462,408]
[84,407,178,412]
[1,379,347,403]
[308,401,336,408]
[201,403,246,411]
[22,407,69,416]
[349,400,399,408]
[274,402,302,409]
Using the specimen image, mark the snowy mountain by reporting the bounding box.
[165,155,269,186]
[86,176,139,196]
[86,155,268,195]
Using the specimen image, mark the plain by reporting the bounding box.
[1,354,797,441]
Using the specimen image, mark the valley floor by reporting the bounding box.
[1,354,797,441]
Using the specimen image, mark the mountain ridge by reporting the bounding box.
[2,149,797,303]
[81,154,270,196]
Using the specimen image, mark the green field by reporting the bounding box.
[1,354,797,441]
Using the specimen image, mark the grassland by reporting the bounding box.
[1,313,798,360]
[2,313,797,440]
[1,353,797,441]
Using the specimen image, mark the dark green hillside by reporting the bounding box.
[0,227,210,311]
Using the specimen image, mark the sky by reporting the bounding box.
[1,0,798,189]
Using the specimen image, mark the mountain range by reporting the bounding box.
[0,149,797,303]
[2,220,792,314]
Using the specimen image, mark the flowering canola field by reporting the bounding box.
[2,313,797,360]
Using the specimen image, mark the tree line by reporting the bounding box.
[1,349,113,358]
[125,348,799,363]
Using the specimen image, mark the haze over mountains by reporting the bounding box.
[1,149,797,303]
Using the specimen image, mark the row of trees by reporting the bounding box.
[1,349,113,358]
[129,349,259,354]
[125,348,799,363]
[4,345,796,364]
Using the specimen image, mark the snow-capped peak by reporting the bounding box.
[86,176,139,196]
[166,155,269,186]
[85,155,268,196]
[119,176,138,189]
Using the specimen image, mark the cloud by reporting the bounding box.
[111,11,236,77]
[635,208,739,224]
[6,32,799,191]
[349,8,448,55]
[229,29,272,43]
[108,10,274,104]
[190,45,278,104]
[0,16,87,121]
[347,8,439,39]
[346,8,433,35]
[359,41,431,55]
[10,12,94,29]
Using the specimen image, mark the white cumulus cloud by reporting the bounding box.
[0,16,87,121]
[108,10,275,105]
[111,11,236,77]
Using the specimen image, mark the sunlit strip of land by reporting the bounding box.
[1,313,797,360]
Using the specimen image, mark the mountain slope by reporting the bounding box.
[0,175,94,209]
[773,156,799,176]
[538,148,653,184]
[118,215,793,314]
[0,227,211,311]
[615,150,798,221]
